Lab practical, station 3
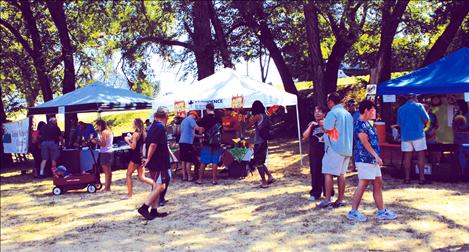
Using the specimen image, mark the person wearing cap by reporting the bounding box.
[397,94,430,184]
[138,107,171,220]
[196,103,223,185]
[179,110,204,181]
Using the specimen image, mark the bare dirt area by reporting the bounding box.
[1,138,469,251]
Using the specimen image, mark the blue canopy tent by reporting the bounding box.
[28,82,152,115]
[377,47,469,95]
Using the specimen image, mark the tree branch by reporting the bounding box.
[0,18,33,55]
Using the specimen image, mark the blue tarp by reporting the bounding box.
[377,47,469,95]
[28,81,152,115]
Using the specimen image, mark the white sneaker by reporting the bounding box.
[308,195,318,201]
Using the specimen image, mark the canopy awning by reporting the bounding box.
[377,47,469,95]
[28,81,152,115]
[152,68,297,111]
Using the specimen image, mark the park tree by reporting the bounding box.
[304,0,369,107]
[369,0,409,85]
[1,0,54,103]
[421,0,469,67]
[233,0,298,95]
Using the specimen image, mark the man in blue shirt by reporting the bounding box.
[397,94,430,184]
[76,121,97,145]
[318,92,353,209]
[179,111,204,181]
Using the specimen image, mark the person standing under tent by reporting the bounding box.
[453,100,469,179]
[76,121,97,146]
[92,120,114,192]
[125,118,155,198]
[179,111,204,181]
[196,103,223,185]
[317,92,353,209]
[138,107,171,220]
[303,105,330,201]
[247,100,275,188]
[397,94,430,185]
[39,117,62,177]
[31,121,46,178]
[347,100,397,222]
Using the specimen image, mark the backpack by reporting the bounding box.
[259,115,273,141]
[204,123,222,145]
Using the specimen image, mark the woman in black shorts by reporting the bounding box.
[125,118,154,198]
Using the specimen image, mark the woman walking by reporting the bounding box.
[248,100,275,188]
[92,120,114,192]
[125,118,155,198]
[347,100,397,222]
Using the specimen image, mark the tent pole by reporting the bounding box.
[295,104,303,166]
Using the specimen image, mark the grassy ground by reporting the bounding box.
[1,138,468,251]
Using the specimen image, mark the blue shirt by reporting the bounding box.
[324,104,354,156]
[179,116,198,144]
[76,124,97,140]
[397,100,429,141]
[354,119,380,164]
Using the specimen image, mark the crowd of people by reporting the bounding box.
[28,92,469,222]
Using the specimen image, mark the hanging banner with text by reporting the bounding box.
[174,101,186,117]
[232,95,244,109]
[2,118,30,154]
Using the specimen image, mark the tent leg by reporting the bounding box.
[296,104,303,166]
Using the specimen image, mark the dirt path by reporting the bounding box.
[1,138,469,251]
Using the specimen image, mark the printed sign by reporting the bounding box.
[58,106,65,115]
[232,95,244,109]
[174,101,186,117]
[2,118,30,154]
[465,92,469,102]
[383,95,396,103]
[366,84,377,95]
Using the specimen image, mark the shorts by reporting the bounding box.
[401,137,427,152]
[200,146,221,165]
[322,146,350,176]
[40,141,60,160]
[99,152,114,166]
[356,162,382,180]
[252,142,268,167]
[179,143,195,162]
[156,169,172,184]
[152,169,170,185]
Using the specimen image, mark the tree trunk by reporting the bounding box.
[257,24,298,95]
[46,0,76,94]
[324,42,349,95]
[208,0,234,69]
[234,0,297,95]
[421,2,469,67]
[46,0,77,147]
[193,0,215,80]
[370,0,409,85]
[0,85,12,169]
[304,1,327,108]
[19,0,53,102]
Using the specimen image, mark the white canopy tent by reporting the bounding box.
[153,68,303,165]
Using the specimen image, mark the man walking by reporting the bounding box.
[39,117,62,177]
[138,107,171,220]
[397,94,430,184]
[318,92,353,208]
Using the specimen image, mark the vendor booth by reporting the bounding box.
[377,47,469,181]
[152,68,302,170]
[27,82,153,175]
